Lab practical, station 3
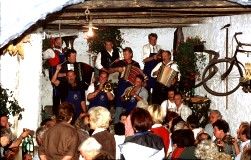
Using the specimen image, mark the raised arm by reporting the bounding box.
[51,64,62,86]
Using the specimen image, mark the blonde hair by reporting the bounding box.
[195,140,219,160]
[148,104,164,124]
[213,152,231,160]
[88,106,111,129]
[78,137,102,159]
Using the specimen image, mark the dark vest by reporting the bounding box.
[101,49,120,69]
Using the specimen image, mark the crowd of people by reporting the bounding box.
[0,33,250,160]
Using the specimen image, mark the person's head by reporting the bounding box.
[119,113,127,124]
[148,33,158,46]
[172,129,195,148]
[241,147,251,160]
[56,102,75,123]
[213,152,231,160]
[35,126,48,146]
[134,74,145,88]
[213,119,229,139]
[0,128,12,147]
[123,47,133,60]
[66,70,76,85]
[167,87,176,101]
[0,115,9,128]
[99,71,109,84]
[104,39,113,52]
[93,150,114,160]
[186,115,200,129]
[65,48,77,63]
[54,37,62,49]
[239,123,250,142]
[161,50,172,62]
[195,140,219,160]
[237,122,249,140]
[79,137,102,160]
[195,132,211,145]
[131,107,153,132]
[170,116,184,133]
[148,104,164,124]
[40,118,56,128]
[164,111,179,129]
[136,100,148,110]
[174,93,183,107]
[209,110,222,124]
[114,122,125,136]
[88,106,111,130]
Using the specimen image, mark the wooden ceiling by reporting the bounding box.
[42,0,251,31]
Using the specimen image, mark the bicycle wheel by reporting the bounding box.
[202,59,243,96]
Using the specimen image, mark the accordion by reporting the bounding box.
[74,62,95,90]
[157,65,177,87]
[120,64,147,85]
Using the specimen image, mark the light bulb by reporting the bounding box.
[87,27,93,37]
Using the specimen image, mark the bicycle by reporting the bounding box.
[201,32,251,96]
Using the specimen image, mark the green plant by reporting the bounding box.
[174,36,206,91]
[88,28,124,54]
[0,84,24,120]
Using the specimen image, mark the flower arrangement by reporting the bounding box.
[174,36,206,92]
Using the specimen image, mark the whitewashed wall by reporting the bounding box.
[183,14,251,136]
[0,32,42,137]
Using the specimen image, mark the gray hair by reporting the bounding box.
[0,128,12,138]
[195,140,219,160]
[136,100,148,110]
[210,110,222,119]
[78,137,102,159]
[36,126,48,139]
[88,106,111,129]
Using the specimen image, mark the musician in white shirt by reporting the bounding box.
[95,39,121,73]
[160,87,176,117]
[151,50,180,104]
[142,33,161,92]
[173,93,192,121]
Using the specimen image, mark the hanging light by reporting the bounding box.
[87,27,93,37]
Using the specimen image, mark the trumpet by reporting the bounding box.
[123,86,135,101]
[102,80,113,92]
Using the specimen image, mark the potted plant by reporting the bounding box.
[0,84,24,120]
[173,36,206,94]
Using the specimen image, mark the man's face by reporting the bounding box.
[99,73,108,84]
[168,91,175,101]
[123,50,132,61]
[1,136,10,147]
[162,51,171,62]
[54,38,62,49]
[174,94,183,107]
[105,41,113,52]
[134,77,143,88]
[120,116,127,124]
[209,112,220,124]
[66,71,76,84]
[149,36,157,46]
[213,126,223,139]
[68,53,76,63]
[0,116,8,128]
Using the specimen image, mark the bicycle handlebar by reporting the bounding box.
[234,32,243,45]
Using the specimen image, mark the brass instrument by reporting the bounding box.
[123,86,135,101]
[102,80,113,92]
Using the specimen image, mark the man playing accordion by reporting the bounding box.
[151,50,180,105]
[108,47,142,123]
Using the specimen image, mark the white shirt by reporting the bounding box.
[151,61,180,81]
[142,44,161,60]
[95,49,114,70]
[160,100,176,117]
[170,103,192,121]
[114,135,126,160]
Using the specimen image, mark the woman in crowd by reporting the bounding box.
[148,104,172,157]
[194,139,219,159]
[88,106,116,158]
[120,107,165,160]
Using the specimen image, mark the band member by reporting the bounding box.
[95,39,121,73]
[151,50,180,104]
[109,47,140,123]
[142,33,161,92]
[121,74,148,114]
[51,64,87,124]
[86,71,114,110]
[42,37,66,115]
